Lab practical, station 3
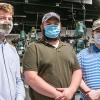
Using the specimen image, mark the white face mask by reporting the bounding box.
[0,21,13,36]
[94,33,100,44]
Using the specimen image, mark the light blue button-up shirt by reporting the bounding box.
[0,42,25,100]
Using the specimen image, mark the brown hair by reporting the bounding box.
[0,3,14,15]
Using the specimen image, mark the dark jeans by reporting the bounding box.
[80,92,87,100]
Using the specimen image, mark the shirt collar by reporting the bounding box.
[39,39,66,48]
[93,45,100,53]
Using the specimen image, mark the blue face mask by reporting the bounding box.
[44,24,61,38]
[94,33,100,44]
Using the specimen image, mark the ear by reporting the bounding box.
[40,23,44,38]
[40,23,44,31]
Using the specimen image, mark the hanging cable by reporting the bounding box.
[35,12,39,40]
[72,3,76,24]
[81,0,86,25]
[36,12,39,31]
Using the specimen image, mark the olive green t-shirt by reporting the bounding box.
[23,41,80,100]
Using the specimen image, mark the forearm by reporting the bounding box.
[80,79,91,94]
[69,69,82,93]
[24,71,61,98]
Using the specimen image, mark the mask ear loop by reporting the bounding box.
[58,23,61,30]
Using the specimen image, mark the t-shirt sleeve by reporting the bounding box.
[23,43,38,71]
[69,46,81,71]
